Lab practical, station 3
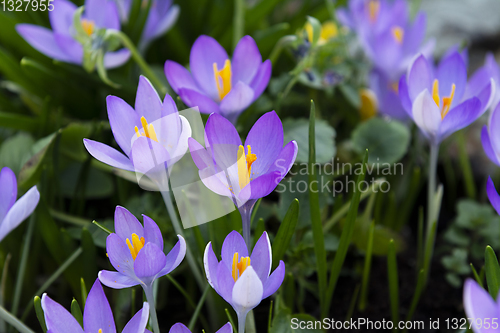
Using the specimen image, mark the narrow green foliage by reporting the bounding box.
[34,297,46,333]
[359,221,375,311]
[92,220,112,235]
[80,278,87,307]
[345,284,360,321]
[387,239,399,329]
[272,199,299,270]
[470,264,484,289]
[71,299,84,328]
[405,269,425,326]
[485,246,500,299]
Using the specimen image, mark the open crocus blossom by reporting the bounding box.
[0,167,40,242]
[84,76,191,189]
[481,103,500,166]
[170,322,232,333]
[188,111,297,246]
[16,0,130,69]
[463,279,500,333]
[165,35,271,124]
[42,278,150,333]
[398,52,495,145]
[486,177,500,216]
[204,231,285,333]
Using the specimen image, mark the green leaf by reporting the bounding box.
[60,123,93,161]
[306,16,321,46]
[34,297,47,333]
[270,307,322,333]
[351,117,410,164]
[387,239,399,326]
[485,246,500,299]
[59,162,114,199]
[0,112,39,132]
[0,132,35,174]
[71,299,83,328]
[359,221,375,311]
[352,222,405,256]
[283,118,336,163]
[81,228,97,294]
[272,199,299,270]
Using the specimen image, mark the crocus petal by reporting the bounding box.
[197,168,233,197]
[244,111,284,175]
[232,36,262,85]
[143,215,163,250]
[482,126,500,166]
[398,75,413,117]
[463,279,498,333]
[267,141,298,176]
[0,167,17,222]
[188,138,211,170]
[215,261,235,304]
[249,60,272,101]
[178,88,220,115]
[158,235,186,276]
[487,177,500,216]
[190,35,229,100]
[476,79,496,115]
[49,0,77,35]
[130,137,170,176]
[239,171,282,201]
[262,260,285,299]
[402,12,426,55]
[106,95,141,156]
[83,139,135,171]
[0,186,39,242]
[165,60,202,94]
[135,76,163,121]
[16,25,75,63]
[204,113,242,169]
[85,0,120,30]
[216,322,233,333]
[150,5,179,40]
[122,303,150,333]
[134,242,167,279]
[438,97,481,141]
[103,49,131,69]
[53,33,83,63]
[169,323,191,333]
[204,242,220,290]
[221,231,249,269]
[436,51,467,105]
[106,233,136,276]
[83,279,116,333]
[98,270,139,289]
[168,115,192,165]
[231,266,263,314]
[41,294,84,333]
[408,55,433,101]
[412,90,441,141]
[489,103,500,154]
[219,82,254,122]
[250,232,272,283]
[114,206,144,241]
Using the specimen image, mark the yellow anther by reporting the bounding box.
[390,82,399,94]
[368,0,380,22]
[237,145,257,190]
[98,330,102,333]
[81,19,95,36]
[213,59,232,101]
[232,252,251,282]
[134,116,158,142]
[432,79,440,107]
[126,233,145,260]
[391,26,404,44]
[431,79,456,119]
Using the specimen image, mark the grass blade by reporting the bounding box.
[272,199,299,270]
[405,269,425,325]
[33,297,46,333]
[387,239,399,329]
[71,299,83,328]
[485,246,500,299]
[358,221,375,311]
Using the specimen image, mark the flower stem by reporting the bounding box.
[233,0,245,49]
[237,311,247,333]
[144,285,160,333]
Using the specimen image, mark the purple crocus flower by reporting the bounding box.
[0,167,40,242]
[398,51,495,145]
[204,231,285,333]
[188,111,297,246]
[16,0,130,68]
[116,0,179,50]
[42,278,151,333]
[486,176,500,216]
[165,35,271,124]
[467,53,500,113]
[84,76,191,189]
[481,103,500,166]
[169,322,232,333]
[369,69,406,120]
[463,279,500,333]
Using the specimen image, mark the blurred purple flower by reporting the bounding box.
[463,279,500,333]
[0,167,39,242]
[398,52,495,144]
[117,0,179,50]
[481,103,500,166]
[165,35,271,124]
[467,53,500,113]
[486,177,500,216]
[188,111,297,246]
[204,231,285,333]
[42,278,150,333]
[369,69,406,120]
[169,322,232,333]
[16,0,130,68]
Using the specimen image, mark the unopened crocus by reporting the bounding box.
[42,278,150,333]
[204,231,285,333]
[0,167,40,242]
[188,111,297,246]
[99,206,186,333]
[170,322,232,333]
[398,52,495,145]
[165,35,271,124]
[16,0,130,68]
[84,76,191,189]
[463,279,500,333]
[481,103,500,166]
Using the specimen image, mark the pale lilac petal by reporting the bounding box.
[412,90,441,140]
[250,232,272,283]
[169,323,191,333]
[482,126,500,166]
[178,88,220,114]
[114,206,144,241]
[85,0,120,30]
[103,49,131,69]
[438,97,481,141]
[239,171,282,201]
[267,141,298,176]
[221,231,249,269]
[0,186,39,242]
[106,95,141,156]
[487,177,500,216]
[466,67,492,100]
[231,266,263,314]
[215,261,235,304]
[130,137,170,178]
[188,138,211,170]
[476,79,496,115]
[204,242,219,290]
[198,168,233,197]
[402,12,426,55]
[135,76,163,121]
[216,322,233,333]
[143,215,163,250]
[398,75,413,116]
[249,60,271,101]
[53,33,83,63]
[262,260,285,299]
[190,35,229,100]
[232,36,262,85]
[0,167,17,222]
[16,25,76,63]
[134,243,167,278]
[49,0,77,35]
[489,103,500,154]
[165,60,202,94]
[122,303,150,333]
[463,279,498,333]
[83,279,116,333]
[408,55,433,101]
[150,5,179,40]
[83,139,134,171]
[158,235,186,276]
[244,111,284,175]
[437,51,467,106]
[106,233,135,276]
[219,82,254,122]
[204,113,242,170]
[41,294,84,333]
[98,270,139,289]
